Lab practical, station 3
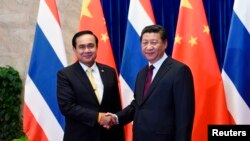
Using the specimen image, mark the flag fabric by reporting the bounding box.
[78,0,117,71]
[119,0,155,141]
[172,0,232,141]
[222,0,250,124]
[23,0,67,140]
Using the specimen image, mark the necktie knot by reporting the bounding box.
[86,68,93,73]
[149,65,154,71]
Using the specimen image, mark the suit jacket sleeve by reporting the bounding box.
[116,99,136,125]
[173,65,195,141]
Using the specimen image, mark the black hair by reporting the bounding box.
[72,30,99,48]
[140,25,167,42]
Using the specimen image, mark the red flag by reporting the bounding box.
[78,0,117,72]
[172,0,233,141]
[78,0,126,138]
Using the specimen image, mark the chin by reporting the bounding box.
[147,56,155,60]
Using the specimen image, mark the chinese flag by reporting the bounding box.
[78,0,117,72]
[172,0,233,141]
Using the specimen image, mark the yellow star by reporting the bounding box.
[203,25,210,34]
[81,0,92,18]
[174,34,182,44]
[101,32,109,43]
[188,36,198,47]
[181,0,193,9]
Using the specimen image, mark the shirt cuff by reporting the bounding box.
[98,112,103,122]
[114,114,119,124]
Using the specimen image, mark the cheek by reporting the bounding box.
[157,46,165,53]
[142,49,147,56]
[76,51,83,57]
[140,48,144,53]
[93,53,97,58]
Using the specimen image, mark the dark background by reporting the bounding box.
[100,0,234,72]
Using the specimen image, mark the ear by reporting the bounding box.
[163,40,167,50]
[73,46,76,52]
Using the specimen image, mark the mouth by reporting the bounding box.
[146,52,154,56]
[83,54,93,59]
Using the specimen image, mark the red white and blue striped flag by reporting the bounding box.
[222,0,250,124]
[23,0,67,140]
[119,0,155,140]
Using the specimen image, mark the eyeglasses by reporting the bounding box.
[78,43,96,50]
[141,41,159,47]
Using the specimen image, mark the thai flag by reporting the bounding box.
[23,0,67,140]
[119,0,155,140]
[222,0,250,124]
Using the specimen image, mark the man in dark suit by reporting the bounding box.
[107,25,195,141]
[57,30,124,141]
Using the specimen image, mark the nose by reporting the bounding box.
[83,47,92,52]
[144,44,154,49]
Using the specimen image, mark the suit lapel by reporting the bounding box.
[96,63,106,102]
[137,66,148,105]
[96,63,106,87]
[73,62,99,103]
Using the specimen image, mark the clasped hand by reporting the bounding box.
[98,112,118,129]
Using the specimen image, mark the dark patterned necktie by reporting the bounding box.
[143,65,154,97]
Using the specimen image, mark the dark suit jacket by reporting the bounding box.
[57,62,124,141]
[117,57,195,141]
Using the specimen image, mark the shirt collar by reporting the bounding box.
[79,62,98,72]
[148,53,168,70]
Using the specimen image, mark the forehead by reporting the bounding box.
[141,32,161,40]
[76,34,95,43]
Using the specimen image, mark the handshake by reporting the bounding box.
[98,112,118,129]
